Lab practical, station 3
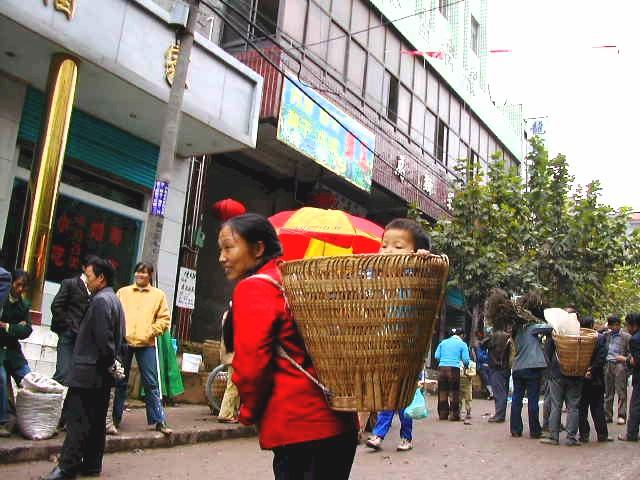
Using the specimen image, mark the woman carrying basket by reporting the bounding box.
[218,213,357,479]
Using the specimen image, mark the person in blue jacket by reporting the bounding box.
[435,328,470,421]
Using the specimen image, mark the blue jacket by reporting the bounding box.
[435,336,470,368]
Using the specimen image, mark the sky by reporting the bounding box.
[486,0,639,211]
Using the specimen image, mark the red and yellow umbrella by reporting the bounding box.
[269,207,384,260]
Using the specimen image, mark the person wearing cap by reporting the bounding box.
[603,315,631,425]
[434,328,470,421]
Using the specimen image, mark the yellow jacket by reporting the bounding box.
[117,284,171,347]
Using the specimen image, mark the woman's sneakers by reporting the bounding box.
[397,438,413,451]
[365,435,382,449]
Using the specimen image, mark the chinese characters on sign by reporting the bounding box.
[176,267,197,310]
[43,0,77,20]
[277,77,376,192]
[394,156,407,182]
[151,180,169,217]
[47,193,141,287]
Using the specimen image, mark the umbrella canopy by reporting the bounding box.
[269,207,384,260]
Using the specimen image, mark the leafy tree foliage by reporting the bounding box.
[413,137,636,327]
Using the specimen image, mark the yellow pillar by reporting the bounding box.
[22,54,79,311]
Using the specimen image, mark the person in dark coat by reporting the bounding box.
[51,257,92,385]
[0,267,10,308]
[0,269,32,437]
[619,312,640,442]
[578,316,611,442]
[42,258,125,480]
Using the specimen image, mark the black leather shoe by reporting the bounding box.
[40,466,76,480]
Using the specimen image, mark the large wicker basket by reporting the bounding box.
[280,253,449,412]
[553,328,598,377]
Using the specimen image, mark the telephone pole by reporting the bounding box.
[141,0,200,265]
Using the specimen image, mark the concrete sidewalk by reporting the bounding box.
[0,404,256,465]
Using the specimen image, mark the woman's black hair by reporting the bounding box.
[11,269,29,285]
[134,261,155,285]
[384,218,432,251]
[625,312,640,328]
[223,213,283,276]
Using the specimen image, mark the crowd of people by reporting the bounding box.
[475,290,640,446]
[1,208,639,479]
[0,256,179,479]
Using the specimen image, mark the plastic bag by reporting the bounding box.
[20,372,65,394]
[406,388,429,420]
[16,389,64,440]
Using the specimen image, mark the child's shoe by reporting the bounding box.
[366,435,383,450]
[397,438,412,451]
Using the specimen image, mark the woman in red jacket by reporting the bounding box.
[218,213,357,479]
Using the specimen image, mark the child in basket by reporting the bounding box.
[365,218,431,452]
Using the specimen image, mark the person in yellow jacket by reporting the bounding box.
[111,262,172,435]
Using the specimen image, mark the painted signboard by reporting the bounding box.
[277,77,375,192]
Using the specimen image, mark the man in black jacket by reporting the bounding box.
[619,312,640,442]
[42,258,125,480]
[51,258,92,385]
[578,316,611,442]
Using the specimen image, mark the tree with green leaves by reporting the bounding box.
[411,155,531,335]
[412,137,635,332]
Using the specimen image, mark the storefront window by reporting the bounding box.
[331,0,351,28]
[368,11,385,60]
[282,0,307,43]
[2,180,142,288]
[306,3,330,59]
[365,56,384,105]
[327,22,347,75]
[347,40,366,91]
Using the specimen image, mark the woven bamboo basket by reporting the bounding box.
[553,328,598,377]
[212,370,228,402]
[202,339,221,370]
[280,253,449,412]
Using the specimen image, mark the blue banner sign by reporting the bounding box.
[277,77,376,191]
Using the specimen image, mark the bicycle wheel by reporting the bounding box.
[205,363,229,414]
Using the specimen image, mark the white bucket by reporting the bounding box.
[181,353,202,373]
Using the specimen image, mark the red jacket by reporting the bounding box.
[231,260,355,450]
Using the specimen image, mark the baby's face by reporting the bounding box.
[379,229,416,254]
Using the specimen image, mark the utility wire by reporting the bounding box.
[207,1,454,215]
[209,0,465,183]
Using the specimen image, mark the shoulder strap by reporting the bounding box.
[247,273,283,291]
[247,274,333,403]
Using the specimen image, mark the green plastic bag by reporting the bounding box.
[406,388,429,420]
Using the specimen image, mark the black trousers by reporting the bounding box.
[578,382,608,441]
[59,387,110,475]
[627,382,640,441]
[437,367,461,420]
[272,430,357,480]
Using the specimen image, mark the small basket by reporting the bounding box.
[281,253,449,412]
[212,371,228,402]
[553,328,598,377]
[202,339,221,370]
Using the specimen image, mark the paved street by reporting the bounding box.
[3,398,639,479]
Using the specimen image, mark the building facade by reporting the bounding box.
[166,0,526,342]
[0,0,262,372]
